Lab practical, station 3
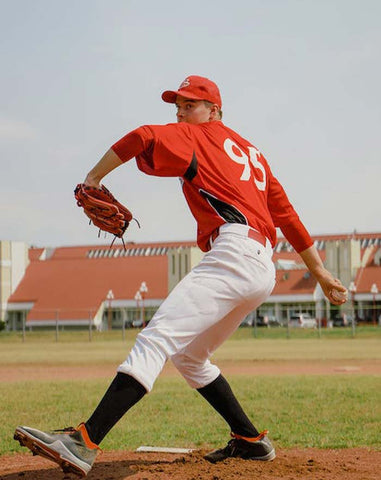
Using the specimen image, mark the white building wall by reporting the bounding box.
[168,246,204,292]
[10,241,29,291]
[0,241,29,321]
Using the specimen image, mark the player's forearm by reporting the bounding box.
[84,149,123,188]
[299,245,325,277]
[299,245,347,304]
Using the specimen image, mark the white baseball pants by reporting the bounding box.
[118,224,276,392]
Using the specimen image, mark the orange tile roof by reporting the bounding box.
[272,249,325,264]
[278,231,381,242]
[273,270,317,295]
[9,252,168,321]
[30,241,198,262]
[355,266,381,294]
[28,248,44,261]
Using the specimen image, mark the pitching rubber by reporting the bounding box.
[136,446,194,453]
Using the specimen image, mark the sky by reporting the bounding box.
[1,0,380,248]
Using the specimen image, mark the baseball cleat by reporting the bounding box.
[14,423,100,477]
[204,430,276,463]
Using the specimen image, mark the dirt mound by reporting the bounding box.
[1,447,380,480]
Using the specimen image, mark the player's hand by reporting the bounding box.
[84,173,101,190]
[315,268,348,305]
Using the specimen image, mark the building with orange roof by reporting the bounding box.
[4,232,381,330]
[6,241,202,330]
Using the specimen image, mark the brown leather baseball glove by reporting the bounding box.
[74,183,133,238]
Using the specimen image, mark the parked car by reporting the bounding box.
[332,314,354,327]
[289,313,317,328]
[263,315,282,327]
[254,315,269,327]
[240,315,268,327]
[240,314,281,327]
[240,316,252,327]
[132,318,144,328]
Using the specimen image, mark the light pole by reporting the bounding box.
[139,281,148,327]
[370,283,378,326]
[22,310,26,343]
[106,289,114,331]
[134,290,142,325]
[349,282,356,337]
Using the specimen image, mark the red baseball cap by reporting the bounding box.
[162,75,222,108]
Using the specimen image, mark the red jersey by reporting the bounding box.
[112,121,312,253]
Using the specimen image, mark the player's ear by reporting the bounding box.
[209,104,220,121]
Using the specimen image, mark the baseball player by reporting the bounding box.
[14,75,347,477]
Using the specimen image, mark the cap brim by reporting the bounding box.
[161,90,205,104]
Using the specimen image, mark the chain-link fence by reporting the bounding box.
[3,304,380,342]
[4,305,159,342]
[243,304,380,339]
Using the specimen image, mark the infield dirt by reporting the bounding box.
[1,447,380,479]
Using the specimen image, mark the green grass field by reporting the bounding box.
[1,328,380,456]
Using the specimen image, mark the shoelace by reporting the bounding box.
[226,439,239,455]
[52,426,102,452]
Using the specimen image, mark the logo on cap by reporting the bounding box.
[179,78,191,89]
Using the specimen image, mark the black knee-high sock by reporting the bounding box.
[85,373,147,445]
[197,374,259,438]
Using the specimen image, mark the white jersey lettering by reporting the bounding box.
[224,139,267,191]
